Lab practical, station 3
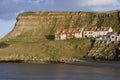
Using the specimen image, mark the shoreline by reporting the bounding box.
[0,59,120,64]
[0,60,120,69]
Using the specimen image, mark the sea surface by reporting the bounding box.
[0,62,120,80]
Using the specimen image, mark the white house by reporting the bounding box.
[96,32,120,41]
[55,27,84,40]
[117,36,120,41]
[83,26,97,38]
[67,28,75,39]
[83,26,113,38]
[110,34,117,41]
[111,33,120,41]
[55,26,115,41]
[99,27,113,35]
[55,29,62,40]
[96,35,110,41]
[60,29,68,40]
[74,28,84,38]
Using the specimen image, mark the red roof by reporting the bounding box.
[55,27,85,35]
[67,28,75,35]
[75,28,82,33]
[101,27,110,31]
[106,32,114,36]
[55,29,62,35]
[84,26,97,31]
[62,29,68,34]
[107,32,118,36]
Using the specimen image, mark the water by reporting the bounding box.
[0,62,120,80]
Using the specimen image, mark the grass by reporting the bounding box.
[0,38,92,62]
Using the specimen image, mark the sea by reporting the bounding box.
[0,61,120,80]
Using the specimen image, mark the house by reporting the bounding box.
[96,35,110,41]
[110,34,120,42]
[67,28,75,39]
[96,32,118,41]
[55,27,84,40]
[110,34,117,41]
[96,35,103,41]
[99,27,113,35]
[117,33,120,41]
[117,35,120,41]
[55,29,62,40]
[96,32,119,41]
[106,32,120,41]
[60,29,68,40]
[74,28,84,38]
[83,26,113,38]
[83,26,97,38]
[94,28,101,37]
[55,26,114,41]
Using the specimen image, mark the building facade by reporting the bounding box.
[55,26,120,42]
[55,27,84,40]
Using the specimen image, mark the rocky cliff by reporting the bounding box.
[0,10,120,63]
[5,10,120,39]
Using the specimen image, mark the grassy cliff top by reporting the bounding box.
[18,10,120,16]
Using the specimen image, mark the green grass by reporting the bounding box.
[0,38,92,62]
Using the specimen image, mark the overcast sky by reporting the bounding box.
[0,0,120,38]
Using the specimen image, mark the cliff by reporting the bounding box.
[0,10,120,62]
[5,10,120,39]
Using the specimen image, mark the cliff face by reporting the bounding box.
[0,11,120,62]
[5,10,120,39]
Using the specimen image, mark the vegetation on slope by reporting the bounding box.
[0,38,91,62]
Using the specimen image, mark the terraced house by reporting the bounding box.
[55,27,84,40]
[83,26,97,38]
[83,26,113,38]
[96,32,120,41]
[100,27,113,35]
[55,26,120,41]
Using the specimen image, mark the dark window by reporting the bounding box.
[112,36,114,38]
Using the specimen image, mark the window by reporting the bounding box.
[112,36,114,38]
[89,32,93,34]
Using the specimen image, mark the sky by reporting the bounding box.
[0,0,120,38]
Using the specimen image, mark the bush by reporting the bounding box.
[0,42,9,48]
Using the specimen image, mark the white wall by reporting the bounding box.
[60,34,67,40]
